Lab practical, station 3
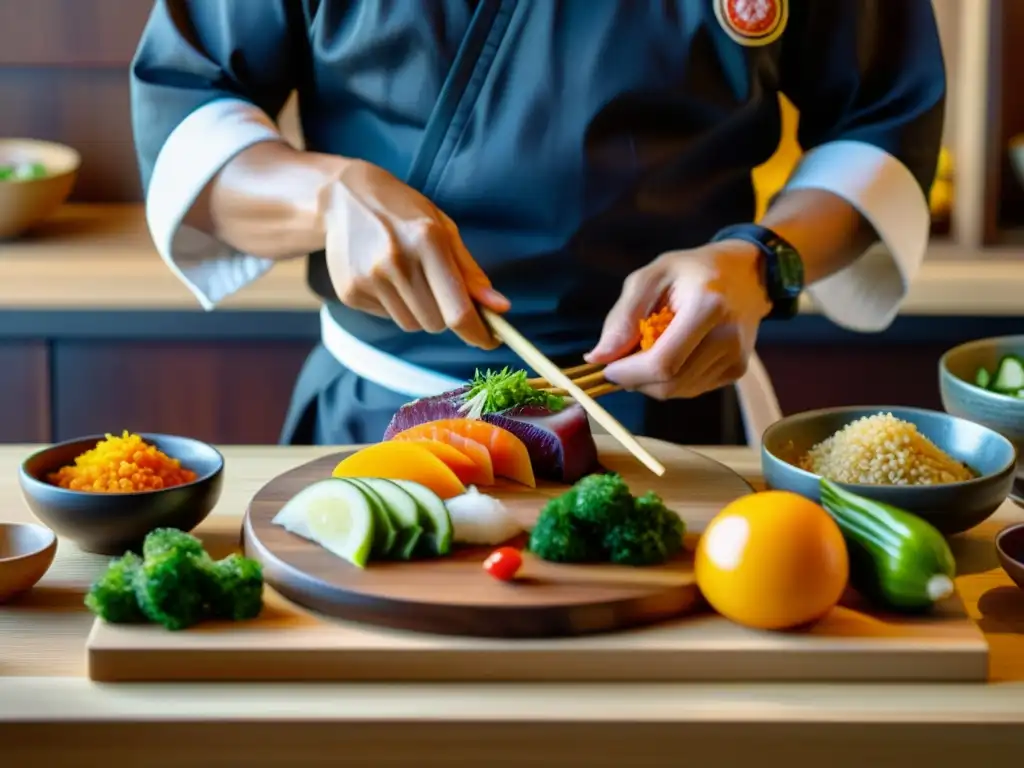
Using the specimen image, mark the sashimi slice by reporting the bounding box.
[391,418,536,488]
[401,437,492,487]
[384,392,598,484]
[331,442,466,500]
[393,430,494,486]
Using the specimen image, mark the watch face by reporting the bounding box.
[774,244,804,297]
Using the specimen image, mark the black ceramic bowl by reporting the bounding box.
[996,523,1024,591]
[19,433,224,555]
[761,406,1017,536]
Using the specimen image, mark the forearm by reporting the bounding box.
[759,188,877,285]
[185,141,357,261]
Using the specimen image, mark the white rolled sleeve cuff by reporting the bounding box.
[783,140,932,332]
[146,99,285,310]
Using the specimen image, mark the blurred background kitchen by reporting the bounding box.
[0,0,1019,447]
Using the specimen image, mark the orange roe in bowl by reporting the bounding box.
[639,306,675,351]
[47,431,197,494]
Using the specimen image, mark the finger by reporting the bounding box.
[602,294,719,389]
[345,291,389,319]
[637,334,730,400]
[585,271,666,364]
[421,219,499,349]
[441,214,511,313]
[389,263,447,333]
[371,279,422,332]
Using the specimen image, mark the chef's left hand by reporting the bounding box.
[585,241,772,400]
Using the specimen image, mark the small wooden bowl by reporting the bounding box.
[0,138,80,239]
[996,523,1024,591]
[19,434,224,556]
[0,522,57,603]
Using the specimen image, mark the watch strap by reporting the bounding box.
[710,223,804,320]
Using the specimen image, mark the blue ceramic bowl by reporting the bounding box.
[940,336,1024,479]
[761,406,1017,536]
[19,433,224,555]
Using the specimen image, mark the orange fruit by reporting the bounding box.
[694,491,849,631]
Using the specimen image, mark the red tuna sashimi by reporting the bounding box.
[383,390,598,484]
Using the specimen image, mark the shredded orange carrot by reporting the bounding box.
[639,306,675,351]
[48,431,197,494]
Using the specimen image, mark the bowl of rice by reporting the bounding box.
[18,432,223,555]
[761,407,1017,535]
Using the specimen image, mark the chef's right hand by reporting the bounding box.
[324,159,509,349]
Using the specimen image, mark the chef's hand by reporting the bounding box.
[325,160,509,349]
[584,241,771,400]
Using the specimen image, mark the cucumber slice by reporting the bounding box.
[355,479,420,529]
[974,366,992,390]
[394,526,424,560]
[272,479,376,568]
[341,479,397,557]
[992,355,1024,393]
[388,479,454,555]
[352,478,424,560]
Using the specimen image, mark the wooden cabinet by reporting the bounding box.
[51,341,314,445]
[0,343,50,443]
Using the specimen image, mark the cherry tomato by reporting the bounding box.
[483,547,523,581]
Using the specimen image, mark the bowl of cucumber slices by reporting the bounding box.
[940,336,1024,479]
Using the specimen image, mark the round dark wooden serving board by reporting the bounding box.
[242,437,754,638]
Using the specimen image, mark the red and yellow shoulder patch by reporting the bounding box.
[713,0,788,47]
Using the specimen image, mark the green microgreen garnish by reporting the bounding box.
[459,367,566,419]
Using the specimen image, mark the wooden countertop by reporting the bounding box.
[2,204,1023,316]
[2,444,1024,765]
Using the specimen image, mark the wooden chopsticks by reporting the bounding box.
[479,308,666,477]
[526,363,623,400]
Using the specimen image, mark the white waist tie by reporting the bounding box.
[319,305,464,399]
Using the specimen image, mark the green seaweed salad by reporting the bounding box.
[530,473,684,566]
[85,528,264,630]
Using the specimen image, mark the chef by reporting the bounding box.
[132,0,945,445]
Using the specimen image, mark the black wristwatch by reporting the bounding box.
[710,223,804,320]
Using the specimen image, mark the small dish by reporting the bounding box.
[940,336,1024,479]
[1010,477,1024,510]
[0,522,57,603]
[19,434,224,556]
[762,406,1017,536]
[0,138,80,239]
[995,522,1024,591]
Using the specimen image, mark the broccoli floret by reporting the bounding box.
[605,493,685,566]
[142,527,207,561]
[84,552,146,623]
[572,473,633,525]
[529,495,607,563]
[204,554,264,621]
[133,547,209,630]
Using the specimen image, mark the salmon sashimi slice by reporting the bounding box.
[391,418,535,488]
[396,436,494,486]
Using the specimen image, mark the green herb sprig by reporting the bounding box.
[459,367,566,419]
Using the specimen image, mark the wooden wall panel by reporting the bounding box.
[52,341,314,445]
[0,68,139,202]
[0,343,51,443]
[0,0,151,66]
